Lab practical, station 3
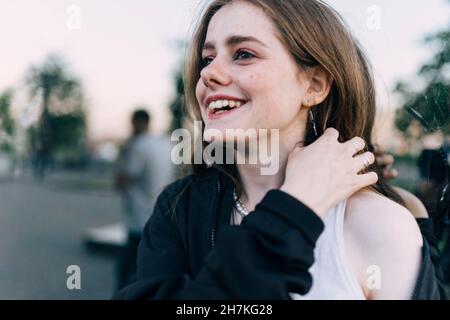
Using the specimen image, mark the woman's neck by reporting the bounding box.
[235,127,304,211]
[231,109,308,211]
[235,160,287,212]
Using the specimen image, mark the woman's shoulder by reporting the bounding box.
[344,190,423,247]
[344,190,423,299]
[391,186,428,219]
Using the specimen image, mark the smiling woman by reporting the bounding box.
[115,0,445,300]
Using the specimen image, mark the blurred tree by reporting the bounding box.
[395,23,450,137]
[168,39,188,133]
[0,89,15,154]
[168,70,186,132]
[25,55,87,174]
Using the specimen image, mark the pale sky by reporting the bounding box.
[0,0,449,141]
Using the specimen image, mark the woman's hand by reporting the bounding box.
[280,128,378,218]
[372,146,429,219]
[373,144,398,180]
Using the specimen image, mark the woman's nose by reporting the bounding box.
[200,58,232,88]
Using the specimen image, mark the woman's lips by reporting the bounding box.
[207,102,247,120]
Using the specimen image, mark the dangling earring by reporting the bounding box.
[309,109,318,138]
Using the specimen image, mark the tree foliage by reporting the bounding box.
[168,70,186,132]
[395,24,450,136]
[25,55,87,160]
[0,89,15,153]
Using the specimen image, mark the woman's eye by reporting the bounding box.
[200,50,255,68]
[201,56,213,68]
[234,50,255,61]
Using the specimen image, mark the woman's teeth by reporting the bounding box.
[207,99,243,113]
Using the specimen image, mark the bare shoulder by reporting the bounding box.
[345,190,423,247]
[392,186,428,219]
[344,190,423,299]
[344,190,423,251]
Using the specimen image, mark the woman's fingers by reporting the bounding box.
[322,127,340,141]
[374,150,397,180]
[323,128,339,140]
[383,168,398,180]
[377,154,394,167]
[344,136,366,156]
[356,171,379,189]
[353,151,375,172]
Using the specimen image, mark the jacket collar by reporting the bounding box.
[217,169,235,228]
[187,167,234,273]
[190,167,235,229]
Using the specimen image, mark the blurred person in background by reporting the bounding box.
[114,109,175,291]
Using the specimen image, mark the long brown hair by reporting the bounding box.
[184,0,404,205]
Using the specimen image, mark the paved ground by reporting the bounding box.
[0,174,123,299]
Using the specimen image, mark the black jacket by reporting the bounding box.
[115,167,446,300]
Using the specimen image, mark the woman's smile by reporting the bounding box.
[207,100,249,120]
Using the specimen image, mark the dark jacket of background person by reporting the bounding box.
[114,167,446,300]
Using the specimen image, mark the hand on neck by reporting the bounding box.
[235,139,296,212]
[233,119,307,211]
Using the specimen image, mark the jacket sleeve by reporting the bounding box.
[114,189,324,300]
[413,218,448,300]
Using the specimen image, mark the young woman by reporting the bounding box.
[116,0,443,299]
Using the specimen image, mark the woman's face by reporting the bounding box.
[195,0,309,140]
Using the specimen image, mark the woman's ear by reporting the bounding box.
[303,66,333,107]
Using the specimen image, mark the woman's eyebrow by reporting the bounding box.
[203,35,268,51]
